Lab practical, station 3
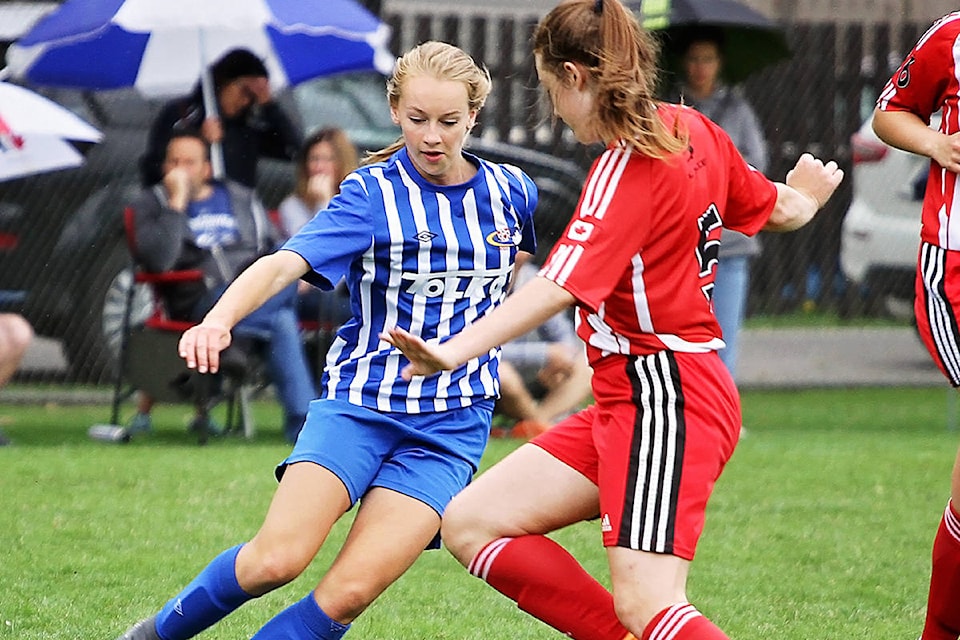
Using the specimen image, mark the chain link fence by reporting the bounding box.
[1,8,933,387]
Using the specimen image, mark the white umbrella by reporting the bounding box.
[0,81,103,182]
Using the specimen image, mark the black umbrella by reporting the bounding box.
[629,0,792,85]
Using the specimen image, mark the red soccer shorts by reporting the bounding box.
[532,350,741,560]
[916,242,960,386]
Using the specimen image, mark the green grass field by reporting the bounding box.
[0,386,957,639]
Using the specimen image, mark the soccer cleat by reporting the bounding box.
[116,615,161,640]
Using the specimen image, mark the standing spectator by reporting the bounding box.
[113,41,538,640]
[277,128,359,332]
[139,48,301,189]
[129,131,314,443]
[873,11,960,640]
[384,1,843,639]
[0,313,33,446]
[665,27,769,379]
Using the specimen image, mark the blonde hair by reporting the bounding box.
[533,0,687,157]
[363,41,493,165]
[295,127,358,208]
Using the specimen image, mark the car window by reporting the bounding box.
[88,89,163,129]
[292,72,398,149]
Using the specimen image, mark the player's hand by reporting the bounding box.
[786,153,844,210]
[381,327,457,380]
[179,322,232,374]
[245,76,273,105]
[163,167,191,211]
[306,174,336,206]
[931,131,960,174]
[538,343,575,386]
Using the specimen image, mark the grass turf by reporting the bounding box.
[0,386,956,639]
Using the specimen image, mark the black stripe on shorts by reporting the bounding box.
[618,351,686,553]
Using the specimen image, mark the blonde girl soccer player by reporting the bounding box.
[115,41,538,640]
[384,1,844,639]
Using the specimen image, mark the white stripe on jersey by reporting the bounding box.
[594,145,631,221]
[878,14,960,109]
[579,144,630,220]
[316,149,534,413]
[373,164,409,410]
[630,253,655,332]
[917,12,960,50]
[571,252,723,355]
[630,352,680,553]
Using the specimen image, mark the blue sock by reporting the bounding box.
[251,593,351,639]
[154,544,254,640]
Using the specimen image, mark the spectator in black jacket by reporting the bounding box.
[139,48,301,189]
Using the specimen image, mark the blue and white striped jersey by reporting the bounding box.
[282,147,538,414]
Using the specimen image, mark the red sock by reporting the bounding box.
[922,500,960,640]
[469,536,631,640]
[641,604,729,640]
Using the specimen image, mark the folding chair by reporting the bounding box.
[99,207,258,444]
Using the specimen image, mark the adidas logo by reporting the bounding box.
[174,598,184,616]
[600,513,612,533]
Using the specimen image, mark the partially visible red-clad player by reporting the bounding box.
[384,1,843,638]
[874,12,960,640]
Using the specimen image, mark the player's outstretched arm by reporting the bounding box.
[764,153,844,233]
[382,276,576,381]
[873,108,960,173]
[179,250,309,373]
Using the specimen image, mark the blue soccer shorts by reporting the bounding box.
[276,398,493,517]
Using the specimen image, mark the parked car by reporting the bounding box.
[839,111,933,318]
[0,72,585,382]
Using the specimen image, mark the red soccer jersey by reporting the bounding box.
[539,104,777,361]
[877,11,960,249]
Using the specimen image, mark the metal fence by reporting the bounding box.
[385,11,932,317]
[5,10,935,387]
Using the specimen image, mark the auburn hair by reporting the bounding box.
[533,0,687,157]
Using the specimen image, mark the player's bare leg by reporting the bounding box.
[247,487,441,637]
[236,461,352,594]
[314,487,441,621]
[442,443,632,639]
[115,461,350,640]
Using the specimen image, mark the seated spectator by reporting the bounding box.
[139,48,301,189]
[0,313,34,446]
[128,131,315,442]
[494,260,592,439]
[276,128,359,332]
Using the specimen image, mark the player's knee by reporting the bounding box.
[316,577,379,621]
[440,495,489,566]
[0,315,32,356]
[241,541,311,591]
[612,592,668,633]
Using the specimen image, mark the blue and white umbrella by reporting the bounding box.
[5,0,395,96]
